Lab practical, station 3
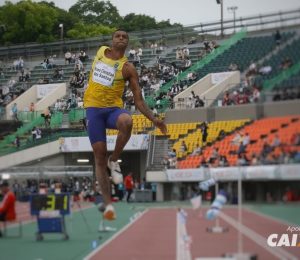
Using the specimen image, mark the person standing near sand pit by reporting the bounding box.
[84,29,167,221]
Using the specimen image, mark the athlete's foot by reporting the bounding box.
[107,156,123,184]
[103,204,116,221]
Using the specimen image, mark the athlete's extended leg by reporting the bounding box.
[92,142,111,206]
[107,113,133,184]
[111,113,133,161]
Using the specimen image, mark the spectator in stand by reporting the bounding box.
[65,50,72,64]
[280,57,293,70]
[200,121,209,145]
[176,47,183,60]
[79,50,88,63]
[128,47,136,61]
[74,58,84,72]
[168,148,177,158]
[272,89,282,101]
[209,147,219,164]
[191,144,202,156]
[259,65,272,75]
[228,63,238,71]
[222,92,232,106]
[182,47,190,59]
[0,180,16,237]
[252,86,261,103]
[271,134,281,148]
[237,153,249,166]
[124,172,134,203]
[162,156,170,169]
[11,103,18,121]
[43,107,51,128]
[250,153,260,165]
[180,140,188,155]
[195,95,204,107]
[14,136,20,148]
[184,57,192,69]
[219,155,229,167]
[32,127,37,142]
[29,102,35,112]
[274,30,282,46]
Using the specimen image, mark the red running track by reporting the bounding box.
[87,207,299,260]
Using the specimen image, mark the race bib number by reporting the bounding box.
[92,61,116,87]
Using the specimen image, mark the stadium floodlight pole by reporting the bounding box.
[216,0,224,38]
[228,6,238,33]
[59,23,64,41]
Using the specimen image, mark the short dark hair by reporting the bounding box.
[112,29,129,39]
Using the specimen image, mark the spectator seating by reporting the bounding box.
[177,116,300,168]
[172,119,249,158]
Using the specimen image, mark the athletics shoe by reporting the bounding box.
[103,204,116,221]
[107,156,123,185]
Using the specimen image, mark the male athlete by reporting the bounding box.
[84,29,167,220]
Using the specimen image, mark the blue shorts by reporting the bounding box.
[86,107,130,144]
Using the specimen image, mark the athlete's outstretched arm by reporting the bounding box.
[123,63,167,134]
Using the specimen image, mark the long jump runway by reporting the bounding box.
[86,207,300,260]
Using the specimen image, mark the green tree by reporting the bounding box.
[69,0,122,27]
[122,13,158,31]
[67,22,115,39]
[0,1,59,44]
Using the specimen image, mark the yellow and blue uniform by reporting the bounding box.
[84,46,130,144]
[84,46,128,108]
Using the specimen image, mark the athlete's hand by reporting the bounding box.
[153,118,167,135]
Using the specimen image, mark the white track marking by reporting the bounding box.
[176,210,192,260]
[84,209,149,260]
[219,211,298,260]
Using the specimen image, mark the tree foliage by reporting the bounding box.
[67,22,115,39]
[69,0,122,27]
[0,0,181,45]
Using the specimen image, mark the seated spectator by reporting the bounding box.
[10,103,18,121]
[169,157,177,169]
[219,155,229,167]
[252,86,261,103]
[188,37,196,45]
[191,145,202,156]
[182,47,190,59]
[79,50,88,63]
[162,156,170,169]
[259,65,272,75]
[176,47,183,60]
[280,57,293,70]
[195,95,204,107]
[168,149,177,158]
[237,153,249,166]
[65,51,72,64]
[184,58,192,69]
[272,89,281,101]
[0,180,16,237]
[180,141,188,155]
[271,134,281,148]
[228,63,238,71]
[222,92,232,106]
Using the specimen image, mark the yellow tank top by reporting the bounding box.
[84,46,127,108]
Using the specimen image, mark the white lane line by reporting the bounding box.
[84,209,149,260]
[219,211,298,260]
[176,210,192,260]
